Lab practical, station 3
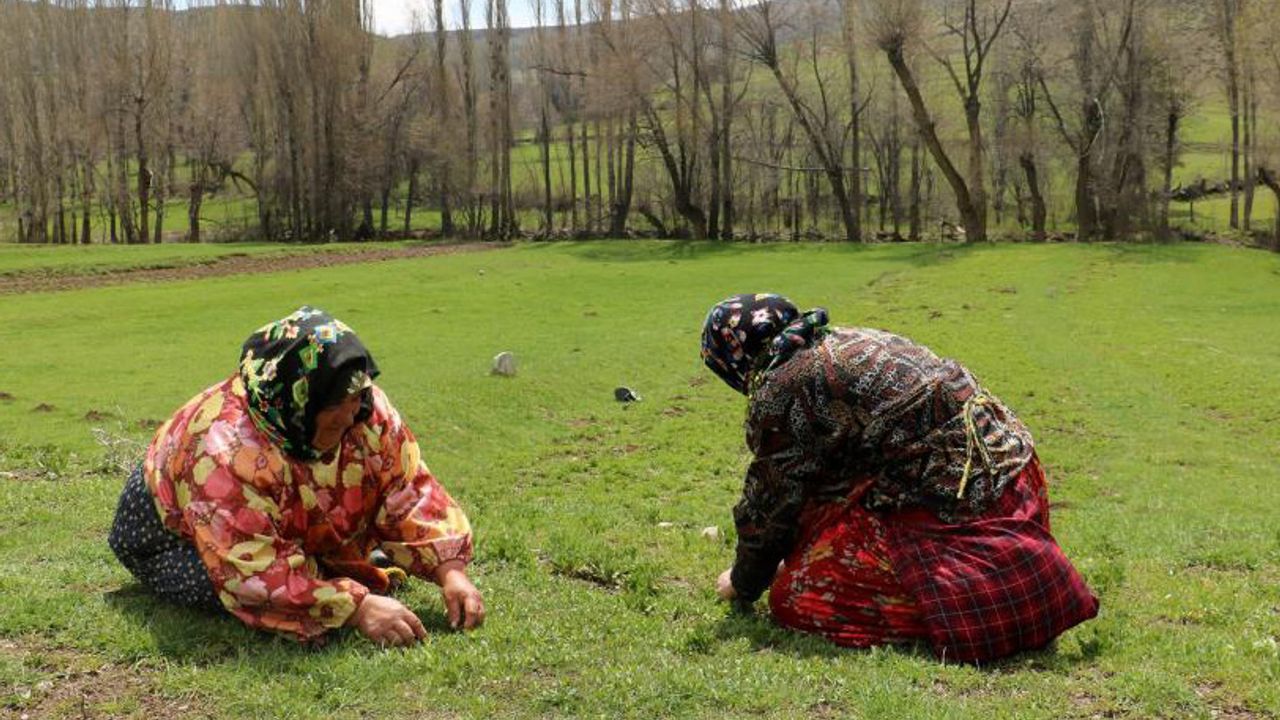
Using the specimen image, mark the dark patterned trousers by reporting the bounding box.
[108,463,221,611]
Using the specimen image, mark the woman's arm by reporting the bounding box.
[728,392,817,603]
[368,391,484,628]
[369,400,475,576]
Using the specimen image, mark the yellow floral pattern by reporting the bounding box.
[144,377,474,641]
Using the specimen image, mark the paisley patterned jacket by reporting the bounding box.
[730,327,1035,601]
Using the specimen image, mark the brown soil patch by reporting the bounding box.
[30,404,54,413]
[0,242,505,296]
[0,392,13,401]
[1194,681,1263,720]
[0,638,204,719]
[83,409,116,422]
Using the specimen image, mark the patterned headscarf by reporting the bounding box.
[238,307,380,461]
[701,293,830,395]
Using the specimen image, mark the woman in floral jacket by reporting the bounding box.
[702,293,1097,662]
[109,307,482,646]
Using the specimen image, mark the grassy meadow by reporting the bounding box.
[1,241,1278,718]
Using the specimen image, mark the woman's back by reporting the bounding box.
[750,327,1035,520]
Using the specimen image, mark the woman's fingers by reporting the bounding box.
[444,591,463,629]
[404,609,427,639]
[391,619,416,646]
[463,592,485,629]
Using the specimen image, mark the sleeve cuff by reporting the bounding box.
[730,563,770,604]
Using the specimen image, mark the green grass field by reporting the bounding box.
[1,241,1278,718]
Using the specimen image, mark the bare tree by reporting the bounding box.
[870,0,1012,241]
[1212,0,1243,230]
[739,0,860,242]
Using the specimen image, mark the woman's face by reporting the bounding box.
[312,392,363,454]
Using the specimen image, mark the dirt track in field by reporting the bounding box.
[0,242,506,296]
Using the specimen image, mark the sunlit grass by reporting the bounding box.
[1,241,1278,717]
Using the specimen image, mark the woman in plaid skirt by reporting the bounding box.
[702,293,1097,662]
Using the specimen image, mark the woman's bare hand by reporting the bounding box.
[434,560,486,630]
[716,568,737,600]
[350,594,427,647]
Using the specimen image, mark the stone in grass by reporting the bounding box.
[491,351,517,377]
[701,526,720,540]
[614,387,641,402]
[656,522,675,529]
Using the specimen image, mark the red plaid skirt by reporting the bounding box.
[768,457,1098,662]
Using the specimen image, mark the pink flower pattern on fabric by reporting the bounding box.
[143,377,473,641]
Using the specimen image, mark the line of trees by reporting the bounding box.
[1,0,1278,247]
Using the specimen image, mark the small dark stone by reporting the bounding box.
[614,387,641,402]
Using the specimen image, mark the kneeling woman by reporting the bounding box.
[109,307,483,646]
[702,294,1097,662]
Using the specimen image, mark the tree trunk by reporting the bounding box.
[581,119,592,233]
[1020,152,1046,240]
[134,108,150,244]
[541,106,553,234]
[1258,168,1280,251]
[152,154,166,244]
[1242,68,1256,231]
[1075,97,1102,240]
[964,97,988,240]
[1159,110,1179,241]
[609,111,636,236]
[842,0,862,242]
[434,0,454,237]
[80,160,93,245]
[909,136,922,241]
[1223,1,1240,230]
[884,44,980,241]
[567,121,578,232]
[404,158,418,235]
[188,179,203,243]
[380,186,390,236]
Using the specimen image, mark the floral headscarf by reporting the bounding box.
[701,293,829,395]
[238,307,380,461]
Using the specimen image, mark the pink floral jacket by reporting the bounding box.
[144,375,473,640]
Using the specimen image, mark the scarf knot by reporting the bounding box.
[763,308,829,372]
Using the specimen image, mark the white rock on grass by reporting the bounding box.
[700,526,720,540]
[491,351,517,377]
[656,522,675,529]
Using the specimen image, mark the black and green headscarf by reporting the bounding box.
[238,307,380,461]
[701,293,829,396]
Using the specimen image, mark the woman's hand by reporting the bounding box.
[434,560,485,630]
[716,568,737,601]
[349,594,427,647]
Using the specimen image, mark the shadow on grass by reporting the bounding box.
[706,609,934,661]
[103,582,457,664]
[550,238,984,270]
[104,585,318,663]
[710,607,1093,672]
[1098,241,1207,265]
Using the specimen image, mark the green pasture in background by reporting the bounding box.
[0,241,1278,718]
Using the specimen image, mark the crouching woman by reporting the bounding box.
[702,294,1097,663]
[109,306,483,646]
